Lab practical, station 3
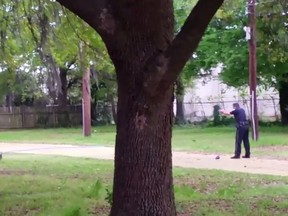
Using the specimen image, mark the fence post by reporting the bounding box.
[21,106,25,128]
[53,109,56,128]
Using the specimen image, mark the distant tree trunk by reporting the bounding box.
[110,96,117,124]
[58,67,68,108]
[82,66,91,136]
[175,78,186,125]
[279,80,288,125]
[5,94,12,110]
[90,81,99,123]
[57,67,70,127]
[47,77,58,104]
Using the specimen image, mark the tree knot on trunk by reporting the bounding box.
[156,54,169,75]
[143,54,170,97]
[99,8,116,34]
[135,112,147,130]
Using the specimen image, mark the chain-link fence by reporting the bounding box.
[0,97,280,129]
[177,98,280,123]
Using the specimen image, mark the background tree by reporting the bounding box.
[173,0,196,125]
[0,0,117,126]
[186,0,288,124]
[257,0,288,124]
[0,0,44,106]
[173,0,219,125]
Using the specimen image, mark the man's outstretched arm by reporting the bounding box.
[219,109,232,116]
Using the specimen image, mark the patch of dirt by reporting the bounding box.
[248,196,288,215]
[177,199,234,215]
[255,146,288,151]
[178,197,288,216]
[69,173,113,182]
[89,205,110,216]
[0,169,34,176]
[175,176,287,195]
[253,146,288,160]
[88,198,288,216]
[174,176,219,194]
[4,206,40,216]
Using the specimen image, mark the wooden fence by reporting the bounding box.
[0,106,82,129]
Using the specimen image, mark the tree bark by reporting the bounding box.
[111,80,175,215]
[279,80,288,125]
[175,78,186,125]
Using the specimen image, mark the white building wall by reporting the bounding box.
[174,67,280,122]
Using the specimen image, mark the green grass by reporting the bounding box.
[0,126,116,146]
[0,126,287,155]
[0,155,113,216]
[0,155,287,216]
[172,126,288,154]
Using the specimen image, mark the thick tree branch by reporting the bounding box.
[56,0,116,38]
[145,0,224,96]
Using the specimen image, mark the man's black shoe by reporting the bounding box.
[231,156,240,159]
[242,155,250,158]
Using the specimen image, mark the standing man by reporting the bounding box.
[220,103,251,159]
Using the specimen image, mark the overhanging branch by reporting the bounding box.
[56,0,116,38]
[145,0,224,96]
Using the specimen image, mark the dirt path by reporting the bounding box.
[1,143,288,177]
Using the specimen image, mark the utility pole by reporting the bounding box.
[80,42,91,137]
[247,0,259,140]
[82,64,91,137]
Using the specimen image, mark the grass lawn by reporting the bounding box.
[0,127,116,146]
[0,126,287,155]
[0,155,288,216]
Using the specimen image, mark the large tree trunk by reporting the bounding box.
[279,80,288,125]
[55,0,224,215]
[106,1,176,214]
[111,80,175,215]
[175,78,186,125]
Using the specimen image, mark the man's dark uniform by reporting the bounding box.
[230,107,250,158]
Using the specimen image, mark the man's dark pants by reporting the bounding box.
[235,125,250,157]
